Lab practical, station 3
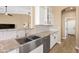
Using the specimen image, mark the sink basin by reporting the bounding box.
[28,35,40,40]
[16,38,32,44]
[16,35,40,44]
[19,35,42,53]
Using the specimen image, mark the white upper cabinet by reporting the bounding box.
[0,6,32,15]
[0,6,5,13]
[7,6,32,14]
[35,6,53,25]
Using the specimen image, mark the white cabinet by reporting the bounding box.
[0,29,26,40]
[2,30,16,40]
[0,6,32,14]
[35,6,53,25]
[8,48,19,53]
[50,31,58,49]
[0,31,3,40]
[0,6,5,13]
[5,30,16,40]
[0,30,16,40]
[29,44,43,53]
[7,6,32,14]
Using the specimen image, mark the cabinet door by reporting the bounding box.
[50,32,58,49]
[40,7,46,25]
[0,6,5,13]
[50,34,55,48]
[35,6,48,25]
[7,6,32,14]
[3,30,16,40]
[47,7,54,25]
[6,30,16,40]
[29,44,43,53]
[35,6,40,25]
[40,7,53,25]
[0,31,3,40]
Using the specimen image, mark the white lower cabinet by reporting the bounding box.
[29,44,43,53]
[50,32,58,49]
[8,48,19,53]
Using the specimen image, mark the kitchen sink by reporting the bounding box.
[19,35,42,53]
[16,38,32,44]
[16,35,40,44]
[28,35,40,40]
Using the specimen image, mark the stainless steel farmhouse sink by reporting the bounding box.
[15,38,32,44]
[16,35,41,44]
[17,35,42,53]
[15,34,50,53]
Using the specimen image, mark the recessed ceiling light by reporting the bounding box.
[70,7,73,9]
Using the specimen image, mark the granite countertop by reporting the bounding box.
[0,39,20,53]
[0,31,50,53]
[35,31,51,38]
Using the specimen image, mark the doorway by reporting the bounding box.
[61,7,76,39]
[64,17,76,39]
[50,6,77,53]
[61,7,76,52]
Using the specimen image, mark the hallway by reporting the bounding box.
[50,35,76,53]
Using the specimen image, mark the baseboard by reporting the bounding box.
[50,41,61,50]
[49,43,58,52]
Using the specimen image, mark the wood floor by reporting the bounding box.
[50,35,76,53]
